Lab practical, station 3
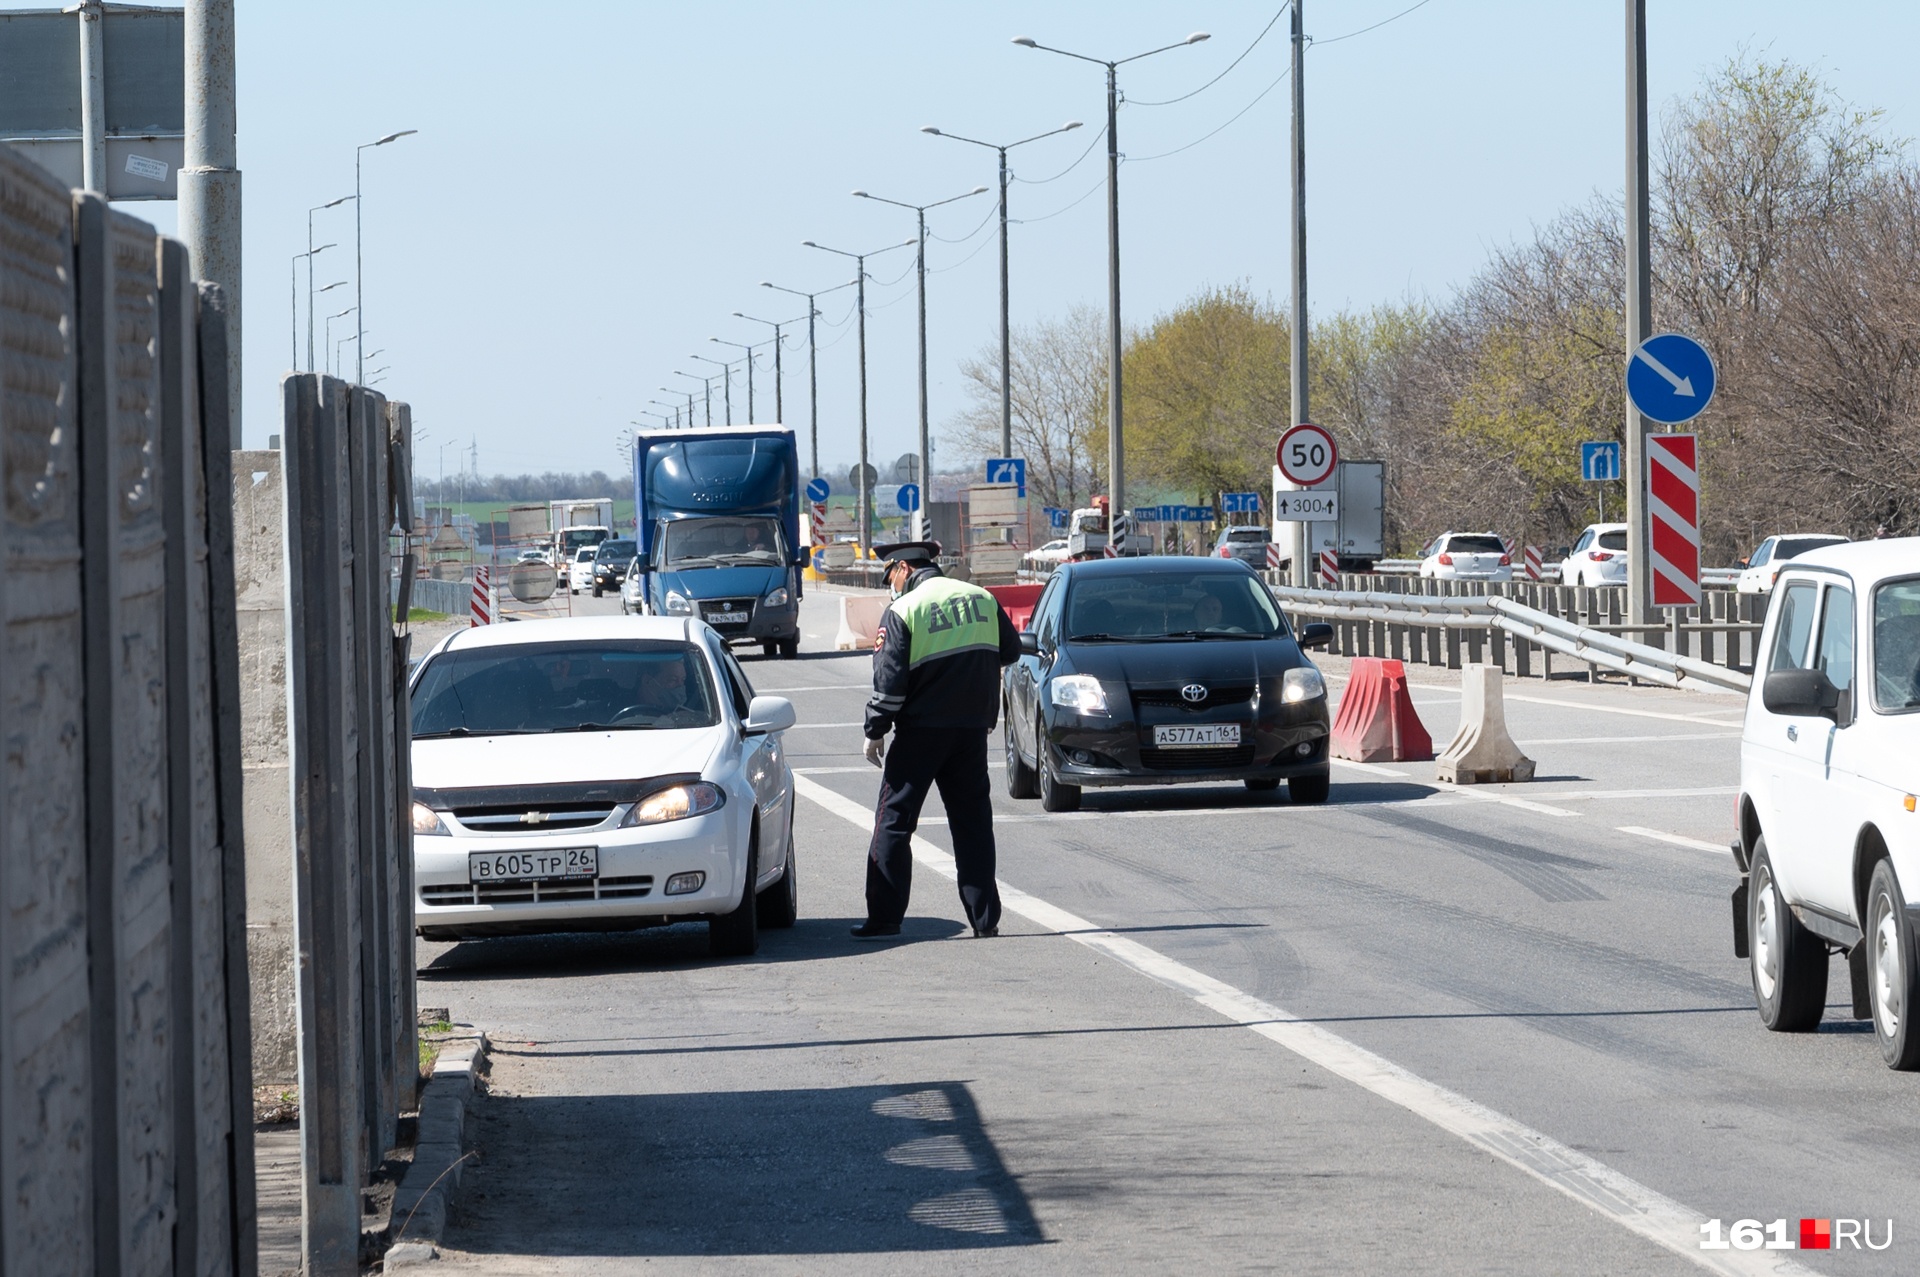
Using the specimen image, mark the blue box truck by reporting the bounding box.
[631,427,805,658]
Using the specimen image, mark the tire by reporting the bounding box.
[1866,859,1920,1069]
[1245,778,1281,792]
[1748,840,1827,1032]
[708,831,760,957]
[1038,726,1081,813]
[757,826,798,929]
[1289,771,1331,805]
[592,583,603,598]
[761,641,778,658]
[1005,710,1038,800]
[779,638,799,660]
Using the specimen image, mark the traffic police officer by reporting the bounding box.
[853,541,1023,939]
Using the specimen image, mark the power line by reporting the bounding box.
[1009,173,1106,225]
[928,223,999,274]
[1011,123,1106,185]
[1315,0,1439,46]
[1127,65,1292,164]
[927,198,1000,244]
[1129,6,1287,107]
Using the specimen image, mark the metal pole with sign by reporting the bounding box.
[1275,424,1337,578]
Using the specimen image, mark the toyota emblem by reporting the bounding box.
[1180,684,1208,703]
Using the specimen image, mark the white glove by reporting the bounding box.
[864,735,887,768]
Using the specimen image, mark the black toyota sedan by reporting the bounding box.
[1002,557,1334,811]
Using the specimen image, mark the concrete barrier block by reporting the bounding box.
[835,593,891,650]
[1435,664,1535,784]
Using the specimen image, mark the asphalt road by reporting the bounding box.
[421,589,1916,1275]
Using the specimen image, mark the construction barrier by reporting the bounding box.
[1330,658,1433,763]
[1266,542,1281,570]
[469,564,492,626]
[1435,664,1536,784]
[985,582,1045,632]
[1523,546,1544,581]
[1318,550,1339,587]
[834,592,892,650]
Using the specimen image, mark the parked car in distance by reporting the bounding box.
[565,546,597,594]
[408,616,798,955]
[1733,539,1920,1068]
[591,538,638,597]
[620,557,646,615]
[1002,556,1334,812]
[1213,526,1272,569]
[1418,532,1512,582]
[1557,523,1629,588]
[1736,533,1849,595]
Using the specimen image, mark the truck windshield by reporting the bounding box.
[662,517,784,567]
[561,528,607,555]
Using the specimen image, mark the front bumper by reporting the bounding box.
[413,811,741,938]
[1043,700,1331,788]
[692,597,798,644]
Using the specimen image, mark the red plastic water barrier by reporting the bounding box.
[1330,657,1433,763]
[984,582,1046,631]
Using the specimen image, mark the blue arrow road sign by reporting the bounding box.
[1580,441,1621,482]
[896,483,920,512]
[1626,333,1716,425]
[1043,506,1068,528]
[985,458,1026,495]
[1222,492,1261,514]
[805,477,831,503]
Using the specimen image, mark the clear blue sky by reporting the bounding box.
[41,1,1920,484]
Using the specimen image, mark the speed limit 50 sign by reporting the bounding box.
[1277,423,1338,487]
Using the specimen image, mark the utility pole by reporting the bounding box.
[1624,0,1653,626]
[914,207,929,538]
[179,0,242,435]
[1104,60,1125,549]
[997,145,1011,457]
[1286,0,1310,588]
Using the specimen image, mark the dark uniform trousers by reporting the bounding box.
[865,726,1002,931]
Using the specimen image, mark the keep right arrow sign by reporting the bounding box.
[1626,333,1716,424]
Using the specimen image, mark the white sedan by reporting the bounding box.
[1557,522,1629,588]
[1418,531,1512,581]
[1735,533,1848,595]
[407,616,797,955]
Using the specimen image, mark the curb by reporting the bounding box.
[384,1030,488,1268]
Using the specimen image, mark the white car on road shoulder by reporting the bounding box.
[408,616,797,955]
[1418,531,1512,581]
[1735,533,1848,595]
[1557,523,1628,588]
[1735,539,1920,1067]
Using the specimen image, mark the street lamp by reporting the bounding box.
[709,336,766,422]
[674,369,718,427]
[661,386,697,430]
[648,398,684,429]
[731,311,808,427]
[355,128,417,384]
[1012,30,1209,546]
[323,307,354,377]
[336,332,358,378]
[851,184,990,538]
[802,236,917,550]
[762,276,859,481]
[289,245,336,369]
[921,120,1083,457]
[307,197,353,370]
[689,353,737,424]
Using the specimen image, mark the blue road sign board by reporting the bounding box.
[1043,506,1068,529]
[805,477,831,503]
[896,483,920,512]
[1181,505,1216,523]
[1580,441,1621,482]
[985,457,1026,496]
[1222,492,1261,514]
[1626,333,1716,425]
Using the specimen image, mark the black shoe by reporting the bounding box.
[972,924,998,939]
[850,921,902,940]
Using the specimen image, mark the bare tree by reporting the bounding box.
[944,306,1106,510]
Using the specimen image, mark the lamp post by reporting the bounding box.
[335,332,358,378]
[355,129,416,385]
[662,386,698,429]
[289,246,336,368]
[689,353,736,424]
[802,236,917,550]
[851,184,989,538]
[323,307,354,377]
[307,196,352,370]
[920,120,1082,457]
[674,370,718,427]
[649,398,684,429]
[1012,30,1209,548]
[732,311,809,426]
[709,337,764,422]
[762,277,859,482]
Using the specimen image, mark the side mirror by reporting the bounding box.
[744,694,796,735]
[1298,622,1333,651]
[1761,668,1841,721]
[1018,632,1040,656]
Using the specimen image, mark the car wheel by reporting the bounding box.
[709,830,761,957]
[1038,728,1080,813]
[1866,859,1920,1069]
[761,641,779,658]
[1245,778,1281,792]
[592,583,603,598]
[1289,772,1330,805]
[1748,839,1826,1032]
[1005,709,1038,800]
[757,824,798,929]
[779,638,799,659]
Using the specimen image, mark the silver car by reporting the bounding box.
[620,557,647,614]
[1213,526,1271,568]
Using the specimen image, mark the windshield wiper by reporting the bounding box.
[715,552,779,564]
[667,555,721,568]
[1160,630,1267,641]
[413,727,542,739]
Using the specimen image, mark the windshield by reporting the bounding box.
[661,516,785,567]
[1065,569,1286,641]
[560,527,607,555]
[595,539,636,563]
[1597,530,1627,550]
[1873,579,1920,711]
[412,640,719,736]
[1445,535,1505,554]
[1777,536,1844,561]
[1225,529,1268,543]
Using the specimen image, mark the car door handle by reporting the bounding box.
[1786,724,1798,742]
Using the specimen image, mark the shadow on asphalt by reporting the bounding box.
[1069,780,1443,812]
[444,1080,1046,1257]
[417,916,967,982]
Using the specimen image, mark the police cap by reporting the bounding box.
[875,540,942,565]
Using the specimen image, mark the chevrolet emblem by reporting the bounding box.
[520,811,548,825]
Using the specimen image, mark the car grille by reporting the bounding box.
[419,874,655,906]
[450,804,616,833]
[1133,685,1255,711]
[699,598,756,632]
[1139,743,1257,770]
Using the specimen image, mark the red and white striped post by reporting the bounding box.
[1648,434,1701,607]
[469,564,493,626]
[1523,545,1544,581]
[1318,550,1340,588]
[810,501,828,546]
[1265,542,1281,571]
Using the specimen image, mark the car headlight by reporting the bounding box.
[411,801,449,836]
[621,782,726,827]
[663,590,693,616]
[1049,674,1109,716]
[764,586,790,607]
[1282,667,1326,704]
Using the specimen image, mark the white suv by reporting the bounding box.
[1734,540,1920,1068]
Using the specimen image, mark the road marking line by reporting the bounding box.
[1322,673,1745,725]
[1432,784,1579,818]
[1516,733,1740,745]
[755,683,868,692]
[1329,758,1411,778]
[1617,826,1732,856]
[791,773,1809,1277]
[1540,786,1737,802]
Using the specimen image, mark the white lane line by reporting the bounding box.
[1432,784,1579,818]
[1617,826,1733,856]
[754,683,868,693]
[1330,758,1411,778]
[791,774,1807,1277]
[788,721,867,729]
[1322,672,1745,725]
[1516,733,1740,746]
[1539,786,1737,802]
